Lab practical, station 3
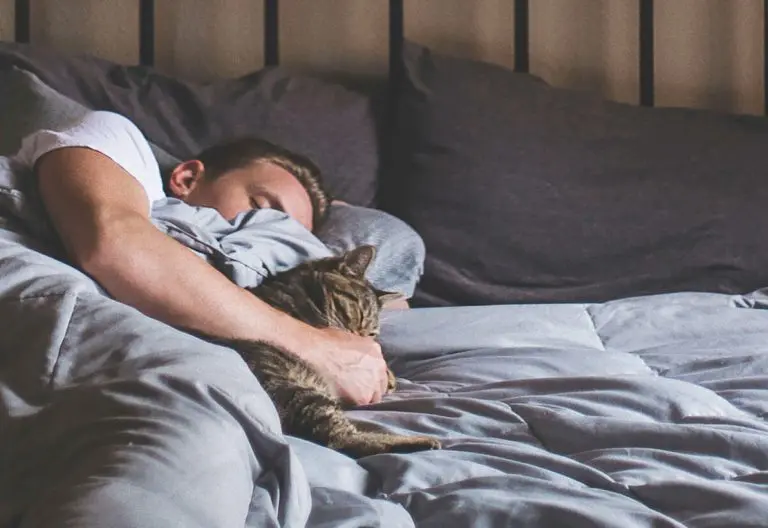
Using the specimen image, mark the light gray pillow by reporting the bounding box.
[0,66,180,170]
[316,203,425,298]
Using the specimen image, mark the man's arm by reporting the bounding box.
[35,147,388,404]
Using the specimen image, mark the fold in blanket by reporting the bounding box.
[150,198,332,289]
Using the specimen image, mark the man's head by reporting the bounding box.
[168,137,330,231]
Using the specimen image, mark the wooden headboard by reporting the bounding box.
[3,0,768,115]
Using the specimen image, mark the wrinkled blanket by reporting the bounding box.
[2,202,768,526]
[150,197,331,289]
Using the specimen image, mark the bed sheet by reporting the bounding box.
[2,221,768,527]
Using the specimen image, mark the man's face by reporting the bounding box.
[182,161,314,231]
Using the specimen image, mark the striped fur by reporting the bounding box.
[207,245,440,458]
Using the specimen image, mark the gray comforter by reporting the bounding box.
[2,220,768,526]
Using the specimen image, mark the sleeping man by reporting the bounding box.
[9,110,424,406]
[155,133,422,310]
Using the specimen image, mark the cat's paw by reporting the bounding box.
[388,436,441,453]
[386,369,397,392]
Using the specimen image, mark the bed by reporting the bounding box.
[3,1,768,527]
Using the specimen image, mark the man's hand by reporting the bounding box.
[299,327,389,406]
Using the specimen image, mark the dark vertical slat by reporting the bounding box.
[764,0,768,114]
[139,0,155,66]
[382,0,405,212]
[264,0,279,66]
[15,0,31,44]
[639,0,655,106]
[514,0,529,73]
[389,0,404,82]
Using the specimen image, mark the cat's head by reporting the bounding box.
[252,245,403,336]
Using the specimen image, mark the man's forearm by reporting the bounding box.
[34,147,321,360]
[83,212,322,352]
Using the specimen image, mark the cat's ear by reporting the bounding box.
[375,289,405,306]
[341,245,376,277]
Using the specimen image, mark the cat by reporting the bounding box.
[200,245,441,459]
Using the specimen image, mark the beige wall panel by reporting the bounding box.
[530,0,638,104]
[656,0,762,114]
[280,0,389,81]
[0,0,13,42]
[30,0,138,64]
[405,0,514,68]
[404,0,515,70]
[729,0,764,115]
[1,0,765,114]
[155,0,263,81]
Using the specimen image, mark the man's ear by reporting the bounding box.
[168,160,205,199]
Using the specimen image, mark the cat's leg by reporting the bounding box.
[300,397,441,459]
[331,430,441,459]
[270,376,441,459]
[233,340,439,458]
[386,368,397,393]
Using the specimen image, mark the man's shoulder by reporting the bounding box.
[76,110,141,133]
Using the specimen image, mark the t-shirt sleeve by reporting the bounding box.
[14,111,166,209]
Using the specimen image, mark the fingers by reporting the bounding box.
[362,359,387,405]
[369,387,383,405]
[362,358,387,406]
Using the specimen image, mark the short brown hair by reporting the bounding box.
[195,137,331,229]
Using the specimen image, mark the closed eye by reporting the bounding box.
[250,193,283,212]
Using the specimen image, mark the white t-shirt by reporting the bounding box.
[14,111,167,211]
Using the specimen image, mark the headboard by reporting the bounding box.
[5,0,768,308]
[6,0,768,114]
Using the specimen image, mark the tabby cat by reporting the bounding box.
[202,245,441,459]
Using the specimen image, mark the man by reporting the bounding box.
[17,110,389,405]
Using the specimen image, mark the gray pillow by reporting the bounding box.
[315,203,425,298]
[0,66,180,170]
[390,41,768,306]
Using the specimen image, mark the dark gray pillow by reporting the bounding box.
[0,66,179,170]
[0,42,381,206]
[389,41,768,306]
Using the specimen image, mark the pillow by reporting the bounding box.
[315,203,425,298]
[0,42,381,206]
[388,41,768,306]
[0,67,179,170]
